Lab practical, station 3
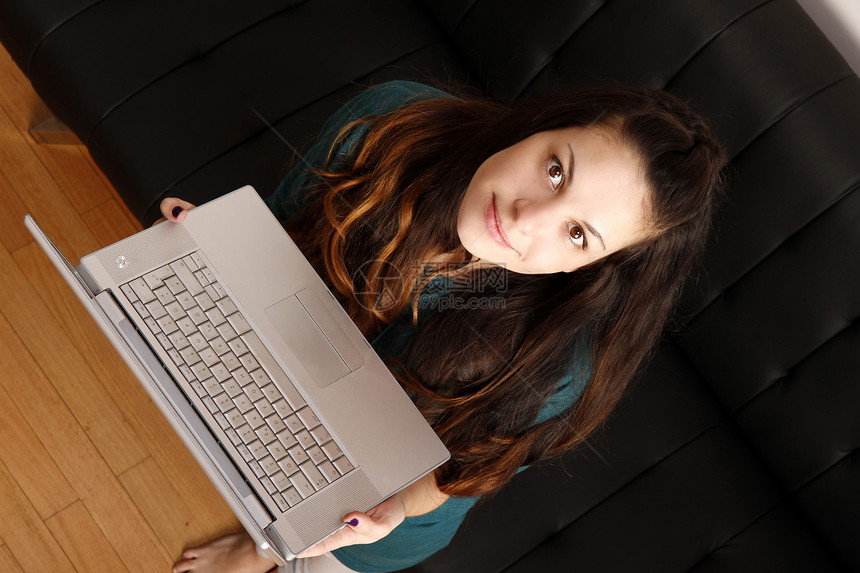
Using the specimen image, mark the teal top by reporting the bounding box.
[266,81,586,572]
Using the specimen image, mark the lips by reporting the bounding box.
[485,196,515,251]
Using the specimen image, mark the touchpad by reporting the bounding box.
[265,293,351,388]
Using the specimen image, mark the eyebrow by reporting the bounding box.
[565,143,606,251]
[583,221,606,251]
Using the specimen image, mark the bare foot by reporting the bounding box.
[173,532,276,573]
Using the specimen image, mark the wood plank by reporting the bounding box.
[0,243,149,476]
[46,501,128,573]
[81,197,143,246]
[0,40,110,213]
[0,40,49,134]
[83,474,175,571]
[0,459,75,571]
[119,457,209,559]
[35,143,112,214]
[0,310,173,570]
[0,378,78,519]
[0,101,100,261]
[0,162,32,253]
[0,544,24,573]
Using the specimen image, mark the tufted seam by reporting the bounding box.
[449,0,480,37]
[25,0,104,74]
[732,313,859,416]
[81,2,305,145]
[685,75,859,323]
[684,499,817,572]
[512,0,608,101]
[663,0,775,90]
[794,446,858,499]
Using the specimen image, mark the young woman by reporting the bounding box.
[169,80,725,573]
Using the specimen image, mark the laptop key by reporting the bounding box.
[226,410,246,428]
[256,400,276,419]
[333,456,354,475]
[273,493,289,512]
[145,299,167,319]
[319,461,339,483]
[289,472,315,499]
[321,441,343,461]
[283,487,302,507]
[307,446,326,465]
[129,278,156,303]
[227,312,251,335]
[295,430,315,450]
[248,440,268,460]
[237,424,256,443]
[267,415,287,434]
[156,314,178,334]
[277,455,298,476]
[268,441,287,461]
[300,462,328,491]
[260,456,279,476]
[277,431,298,450]
[255,425,276,445]
[284,414,303,433]
[244,410,265,429]
[170,259,204,295]
[163,301,184,320]
[260,476,276,495]
[121,283,139,302]
[153,286,175,305]
[272,471,291,491]
[248,459,265,478]
[310,426,332,445]
[288,445,310,465]
[296,407,320,430]
[144,265,174,289]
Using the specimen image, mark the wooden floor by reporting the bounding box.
[0,41,241,571]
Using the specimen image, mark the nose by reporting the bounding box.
[513,197,558,236]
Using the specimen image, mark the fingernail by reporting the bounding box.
[347,518,359,527]
[172,205,183,218]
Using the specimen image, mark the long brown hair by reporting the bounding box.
[284,85,725,498]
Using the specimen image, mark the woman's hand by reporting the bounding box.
[154,197,197,225]
[297,472,448,558]
[297,493,407,558]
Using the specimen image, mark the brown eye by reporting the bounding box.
[567,222,586,248]
[548,157,564,188]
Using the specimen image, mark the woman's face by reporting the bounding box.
[457,125,651,274]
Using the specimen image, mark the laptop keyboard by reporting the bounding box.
[120,252,354,512]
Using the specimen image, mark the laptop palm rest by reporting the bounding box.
[265,289,364,388]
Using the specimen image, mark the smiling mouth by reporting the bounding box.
[485,196,516,252]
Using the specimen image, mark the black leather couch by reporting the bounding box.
[2,1,857,571]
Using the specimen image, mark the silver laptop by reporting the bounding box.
[25,185,449,564]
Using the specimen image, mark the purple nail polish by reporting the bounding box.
[347,518,359,527]
[172,205,183,218]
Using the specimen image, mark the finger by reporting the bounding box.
[159,197,197,222]
[296,514,378,558]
